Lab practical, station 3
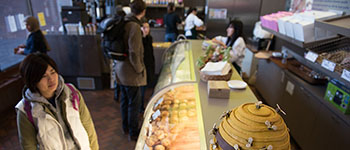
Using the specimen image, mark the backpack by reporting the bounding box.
[98,16,129,60]
[24,83,80,127]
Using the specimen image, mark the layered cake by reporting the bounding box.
[210,102,290,150]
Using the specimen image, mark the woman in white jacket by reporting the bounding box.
[212,20,246,74]
[184,7,205,39]
[15,53,98,150]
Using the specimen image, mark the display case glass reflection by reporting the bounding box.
[154,41,195,92]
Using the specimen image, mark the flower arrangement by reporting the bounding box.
[197,46,231,68]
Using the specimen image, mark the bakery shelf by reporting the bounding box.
[283,46,350,85]
[262,22,350,85]
[262,27,308,48]
[262,26,342,49]
[315,15,350,37]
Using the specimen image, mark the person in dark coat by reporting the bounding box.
[140,22,155,112]
[163,2,181,42]
[114,0,147,141]
[14,16,50,55]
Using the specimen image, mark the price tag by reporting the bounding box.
[151,110,161,121]
[144,144,150,150]
[341,69,350,82]
[148,124,152,137]
[321,59,336,72]
[305,51,318,62]
[153,97,164,110]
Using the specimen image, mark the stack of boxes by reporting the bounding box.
[260,11,293,32]
[261,10,338,42]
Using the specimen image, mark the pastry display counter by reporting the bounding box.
[136,40,258,149]
[154,40,196,93]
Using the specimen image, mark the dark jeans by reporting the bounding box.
[140,86,146,113]
[165,33,176,42]
[119,85,141,137]
[114,82,120,101]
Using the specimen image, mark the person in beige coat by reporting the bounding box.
[15,53,98,150]
[114,0,147,141]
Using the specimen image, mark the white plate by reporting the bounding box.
[227,80,247,89]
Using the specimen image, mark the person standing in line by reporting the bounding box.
[112,7,127,102]
[14,16,50,55]
[15,53,99,150]
[163,2,181,42]
[184,7,205,39]
[114,0,147,141]
[212,20,246,74]
[140,22,155,113]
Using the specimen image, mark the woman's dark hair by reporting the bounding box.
[130,0,146,15]
[167,2,175,13]
[20,53,58,93]
[226,19,244,47]
[186,7,197,17]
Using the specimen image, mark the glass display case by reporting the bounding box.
[154,40,196,92]
[136,41,205,150]
[136,82,205,150]
[136,40,259,149]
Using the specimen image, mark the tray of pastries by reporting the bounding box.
[141,84,201,150]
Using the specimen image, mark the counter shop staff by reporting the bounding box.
[212,20,246,74]
[184,7,205,39]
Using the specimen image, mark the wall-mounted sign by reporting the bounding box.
[6,15,17,32]
[37,12,46,27]
[17,14,26,30]
[208,8,227,20]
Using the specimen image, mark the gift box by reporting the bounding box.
[277,16,292,35]
[285,18,300,38]
[208,80,230,99]
[293,19,314,42]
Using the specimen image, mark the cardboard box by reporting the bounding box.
[208,80,230,99]
[277,16,292,35]
[293,20,314,42]
[285,18,300,38]
[295,10,337,41]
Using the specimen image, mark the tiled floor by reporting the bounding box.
[0,86,301,150]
